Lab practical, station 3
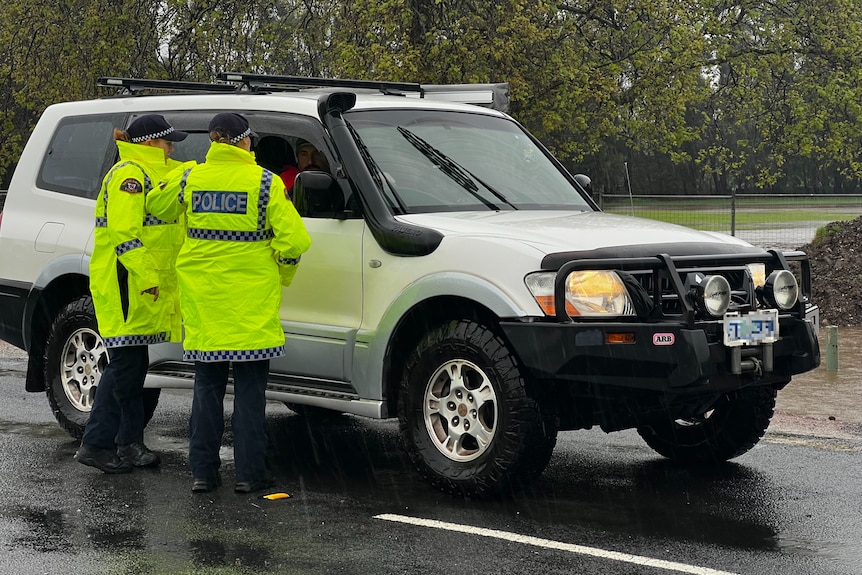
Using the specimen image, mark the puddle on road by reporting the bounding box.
[6,505,71,553]
[188,538,275,570]
[776,326,862,425]
[0,368,26,376]
[0,421,70,439]
[770,535,862,573]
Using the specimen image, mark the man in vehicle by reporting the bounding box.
[295,139,330,176]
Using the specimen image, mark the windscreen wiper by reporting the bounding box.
[348,121,408,213]
[397,126,517,210]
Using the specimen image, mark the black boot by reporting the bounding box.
[234,477,275,494]
[192,474,221,493]
[75,443,133,474]
[117,442,161,467]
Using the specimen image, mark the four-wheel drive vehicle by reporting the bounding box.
[0,73,820,496]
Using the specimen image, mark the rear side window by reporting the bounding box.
[37,113,125,199]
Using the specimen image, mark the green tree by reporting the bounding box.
[0,0,155,185]
[154,0,342,80]
[5,0,862,197]
[328,0,619,163]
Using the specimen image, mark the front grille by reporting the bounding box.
[547,249,812,324]
[631,265,755,318]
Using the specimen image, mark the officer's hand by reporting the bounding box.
[142,286,160,301]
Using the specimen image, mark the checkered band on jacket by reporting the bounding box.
[104,332,168,348]
[183,346,286,362]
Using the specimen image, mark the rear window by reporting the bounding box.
[37,114,124,199]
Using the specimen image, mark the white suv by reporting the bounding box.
[0,73,821,495]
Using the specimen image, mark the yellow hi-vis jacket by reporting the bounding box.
[147,141,311,362]
[90,141,185,347]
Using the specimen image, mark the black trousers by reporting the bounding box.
[82,345,149,449]
[188,359,270,482]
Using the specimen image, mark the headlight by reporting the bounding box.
[693,274,731,318]
[525,271,634,317]
[763,270,799,311]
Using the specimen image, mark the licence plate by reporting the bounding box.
[723,310,779,347]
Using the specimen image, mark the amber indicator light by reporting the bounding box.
[606,332,636,344]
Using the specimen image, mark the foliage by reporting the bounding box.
[3,0,862,196]
[812,221,846,247]
[0,0,155,184]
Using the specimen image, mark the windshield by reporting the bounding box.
[345,109,593,213]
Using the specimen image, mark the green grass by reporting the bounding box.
[602,195,862,231]
[603,195,862,210]
[604,208,861,231]
[811,221,848,246]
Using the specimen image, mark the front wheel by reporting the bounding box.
[43,296,160,439]
[636,386,777,464]
[398,320,557,496]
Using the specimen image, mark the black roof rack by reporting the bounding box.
[217,72,422,95]
[97,77,236,96]
[217,72,509,112]
[95,74,510,112]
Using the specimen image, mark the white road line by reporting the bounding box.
[374,513,739,575]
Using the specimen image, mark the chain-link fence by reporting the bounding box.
[599,193,862,250]
[4,188,858,250]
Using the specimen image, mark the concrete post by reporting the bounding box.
[825,325,838,371]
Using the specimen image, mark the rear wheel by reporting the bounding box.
[636,386,776,464]
[43,296,160,439]
[398,320,557,496]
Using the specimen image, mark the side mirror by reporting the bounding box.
[573,173,592,193]
[292,171,345,218]
[573,173,599,207]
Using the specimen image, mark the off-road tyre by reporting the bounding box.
[636,386,777,464]
[43,296,160,440]
[398,319,557,496]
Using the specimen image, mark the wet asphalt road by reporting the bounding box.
[0,347,861,575]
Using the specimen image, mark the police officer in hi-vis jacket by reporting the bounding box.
[147,112,311,494]
[75,114,188,474]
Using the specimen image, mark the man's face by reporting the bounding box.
[297,144,327,171]
[297,145,315,170]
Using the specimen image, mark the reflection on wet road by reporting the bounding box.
[0,341,860,574]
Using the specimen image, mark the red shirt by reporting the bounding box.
[280,165,300,195]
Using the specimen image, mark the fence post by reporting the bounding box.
[825,325,838,371]
[730,188,736,236]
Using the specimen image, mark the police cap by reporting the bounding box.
[209,112,259,145]
[128,114,188,143]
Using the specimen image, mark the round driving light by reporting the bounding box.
[764,270,799,311]
[696,275,731,318]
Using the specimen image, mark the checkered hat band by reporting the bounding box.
[230,128,251,144]
[131,127,176,143]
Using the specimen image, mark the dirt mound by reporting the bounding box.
[797,217,862,327]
